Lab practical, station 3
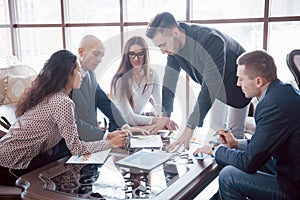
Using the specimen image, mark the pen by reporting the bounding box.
[189,141,202,145]
[127,136,139,139]
[224,127,232,132]
[213,127,232,136]
[74,155,81,161]
[117,128,132,136]
[199,152,204,158]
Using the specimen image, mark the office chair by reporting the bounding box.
[0,125,22,200]
[0,116,11,138]
[286,49,300,89]
[0,117,22,200]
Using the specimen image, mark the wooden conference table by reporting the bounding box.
[0,105,222,199]
[16,139,222,200]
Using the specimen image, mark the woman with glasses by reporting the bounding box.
[110,36,177,134]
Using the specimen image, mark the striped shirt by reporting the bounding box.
[0,90,111,169]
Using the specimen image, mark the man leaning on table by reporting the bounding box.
[145,12,251,152]
[194,50,300,199]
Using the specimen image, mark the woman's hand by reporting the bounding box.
[106,130,121,140]
[127,126,150,135]
[148,116,170,134]
[165,120,179,131]
[107,130,128,148]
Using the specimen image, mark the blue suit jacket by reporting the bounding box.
[72,71,127,142]
[215,79,300,198]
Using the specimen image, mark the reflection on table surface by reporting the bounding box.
[17,133,221,200]
[39,149,193,199]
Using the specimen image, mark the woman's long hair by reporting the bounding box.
[110,36,150,108]
[15,50,77,117]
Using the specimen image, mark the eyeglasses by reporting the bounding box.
[128,51,145,59]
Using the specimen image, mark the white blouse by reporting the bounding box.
[114,69,162,126]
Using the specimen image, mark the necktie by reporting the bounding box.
[85,72,92,94]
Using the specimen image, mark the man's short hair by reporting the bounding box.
[146,12,178,39]
[237,50,277,82]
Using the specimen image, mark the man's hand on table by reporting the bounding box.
[192,128,239,157]
[167,127,193,152]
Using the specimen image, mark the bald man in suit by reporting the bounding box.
[72,35,146,142]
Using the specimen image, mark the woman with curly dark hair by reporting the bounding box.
[0,50,128,186]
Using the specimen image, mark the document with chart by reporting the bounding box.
[129,135,163,148]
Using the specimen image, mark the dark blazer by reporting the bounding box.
[162,22,251,129]
[72,71,127,142]
[215,79,300,198]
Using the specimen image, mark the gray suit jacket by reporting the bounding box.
[72,71,127,142]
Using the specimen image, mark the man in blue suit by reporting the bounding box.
[195,50,300,199]
[72,35,146,142]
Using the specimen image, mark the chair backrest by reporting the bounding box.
[0,116,11,138]
[286,49,300,89]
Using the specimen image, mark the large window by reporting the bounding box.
[270,0,300,17]
[17,27,63,69]
[124,0,186,21]
[268,21,300,80]
[67,0,120,23]
[1,0,300,127]
[192,0,265,19]
[0,0,11,57]
[15,0,61,24]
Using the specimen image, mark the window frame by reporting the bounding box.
[1,0,300,120]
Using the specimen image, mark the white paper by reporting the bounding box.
[129,135,163,148]
[66,148,111,164]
